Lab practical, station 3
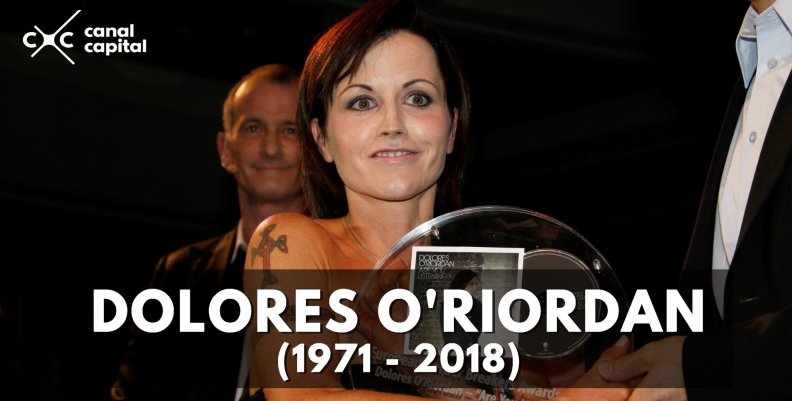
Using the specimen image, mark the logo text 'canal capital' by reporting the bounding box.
[22,10,148,65]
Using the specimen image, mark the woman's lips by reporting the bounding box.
[371,149,417,162]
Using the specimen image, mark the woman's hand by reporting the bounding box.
[356,266,411,355]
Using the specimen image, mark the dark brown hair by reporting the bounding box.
[298,0,470,218]
[449,269,479,290]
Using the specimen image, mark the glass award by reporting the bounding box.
[346,206,630,399]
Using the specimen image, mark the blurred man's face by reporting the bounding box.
[220,79,302,203]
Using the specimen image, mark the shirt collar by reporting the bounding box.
[736,0,792,87]
[230,220,248,265]
[778,0,792,30]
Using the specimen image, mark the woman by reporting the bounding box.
[244,0,470,399]
[443,270,483,349]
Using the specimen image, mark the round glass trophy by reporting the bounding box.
[347,206,630,399]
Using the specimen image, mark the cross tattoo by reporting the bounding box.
[250,224,288,287]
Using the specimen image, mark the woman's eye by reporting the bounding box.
[349,97,375,111]
[283,126,297,136]
[406,93,431,107]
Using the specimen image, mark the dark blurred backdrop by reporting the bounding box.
[0,1,747,399]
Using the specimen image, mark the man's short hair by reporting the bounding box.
[222,64,300,133]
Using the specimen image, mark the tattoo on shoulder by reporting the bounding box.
[250,224,289,285]
[250,223,288,270]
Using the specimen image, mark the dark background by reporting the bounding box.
[1,0,747,399]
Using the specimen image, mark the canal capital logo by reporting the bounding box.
[22,10,148,66]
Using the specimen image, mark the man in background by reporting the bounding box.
[112,64,305,401]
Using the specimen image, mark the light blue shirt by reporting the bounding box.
[736,1,792,87]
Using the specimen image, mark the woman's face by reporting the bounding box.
[312,30,456,205]
[465,277,482,300]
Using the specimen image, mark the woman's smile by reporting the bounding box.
[371,148,419,162]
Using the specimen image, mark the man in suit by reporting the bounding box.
[112,64,306,401]
[596,1,792,400]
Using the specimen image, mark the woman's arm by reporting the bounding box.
[243,213,424,401]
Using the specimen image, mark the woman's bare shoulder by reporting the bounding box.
[245,213,336,270]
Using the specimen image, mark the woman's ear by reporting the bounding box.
[446,108,458,154]
[311,118,334,163]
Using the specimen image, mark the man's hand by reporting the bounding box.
[535,335,634,401]
[597,336,687,401]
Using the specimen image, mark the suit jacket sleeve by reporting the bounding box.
[683,303,792,400]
